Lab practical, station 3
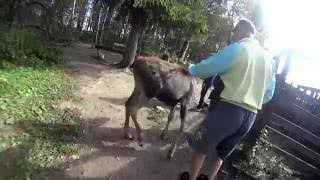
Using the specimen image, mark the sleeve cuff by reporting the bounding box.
[188,64,196,76]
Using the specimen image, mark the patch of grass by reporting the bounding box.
[0,65,84,179]
[0,66,84,179]
[0,67,70,124]
[147,106,169,124]
[238,128,292,179]
[0,29,84,179]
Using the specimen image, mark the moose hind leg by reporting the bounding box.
[124,90,136,140]
[160,105,176,140]
[167,102,188,160]
[124,102,134,140]
[179,102,187,133]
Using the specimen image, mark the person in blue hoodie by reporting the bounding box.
[180,19,276,180]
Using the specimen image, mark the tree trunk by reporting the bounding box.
[179,40,190,63]
[100,0,126,44]
[137,27,147,55]
[95,7,103,56]
[117,8,147,68]
[174,30,183,55]
[72,0,77,15]
[162,29,170,50]
[85,19,89,31]
[90,1,99,31]
[9,0,20,26]
[153,24,159,41]
[89,6,99,46]
[66,0,77,40]
[77,0,88,31]
[16,0,27,26]
[139,23,151,52]
[99,8,109,45]
[122,16,130,40]
[99,7,112,44]
[69,0,77,27]
[6,0,17,24]
[117,15,127,38]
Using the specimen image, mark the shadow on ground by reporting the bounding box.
[99,97,167,110]
[56,113,202,179]
[0,113,202,180]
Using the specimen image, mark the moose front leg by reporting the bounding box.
[167,131,186,160]
[124,87,149,146]
[160,105,176,140]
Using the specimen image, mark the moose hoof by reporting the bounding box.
[167,149,174,160]
[160,133,166,140]
[124,133,134,140]
[138,138,143,147]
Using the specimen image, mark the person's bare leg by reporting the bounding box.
[190,152,206,180]
[208,155,223,180]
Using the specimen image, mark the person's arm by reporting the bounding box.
[263,63,276,104]
[263,75,276,104]
[188,43,241,79]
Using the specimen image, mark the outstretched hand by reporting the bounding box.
[180,67,190,75]
[180,62,194,76]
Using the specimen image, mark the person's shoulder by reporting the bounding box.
[238,38,261,48]
[223,42,244,54]
[226,42,242,48]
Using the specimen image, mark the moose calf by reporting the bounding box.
[124,56,194,148]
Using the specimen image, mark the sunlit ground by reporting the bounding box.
[262,0,320,88]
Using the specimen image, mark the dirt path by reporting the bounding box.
[51,43,207,180]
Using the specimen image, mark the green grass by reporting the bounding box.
[238,128,292,179]
[1,67,68,124]
[0,65,84,179]
[0,29,84,179]
[0,65,84,180]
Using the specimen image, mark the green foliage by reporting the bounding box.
[0,66,83,179]
[105,0,257,63]
[119,0,209,37]
[239,128,292,179]
[0,29,83,179]
[152,0,208,29]
[0,29,64,68]
[188,7,233,62]
[0,68,70,124]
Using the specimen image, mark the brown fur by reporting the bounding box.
[124,56,194,150]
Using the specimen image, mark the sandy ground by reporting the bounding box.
[48,43,211,180]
